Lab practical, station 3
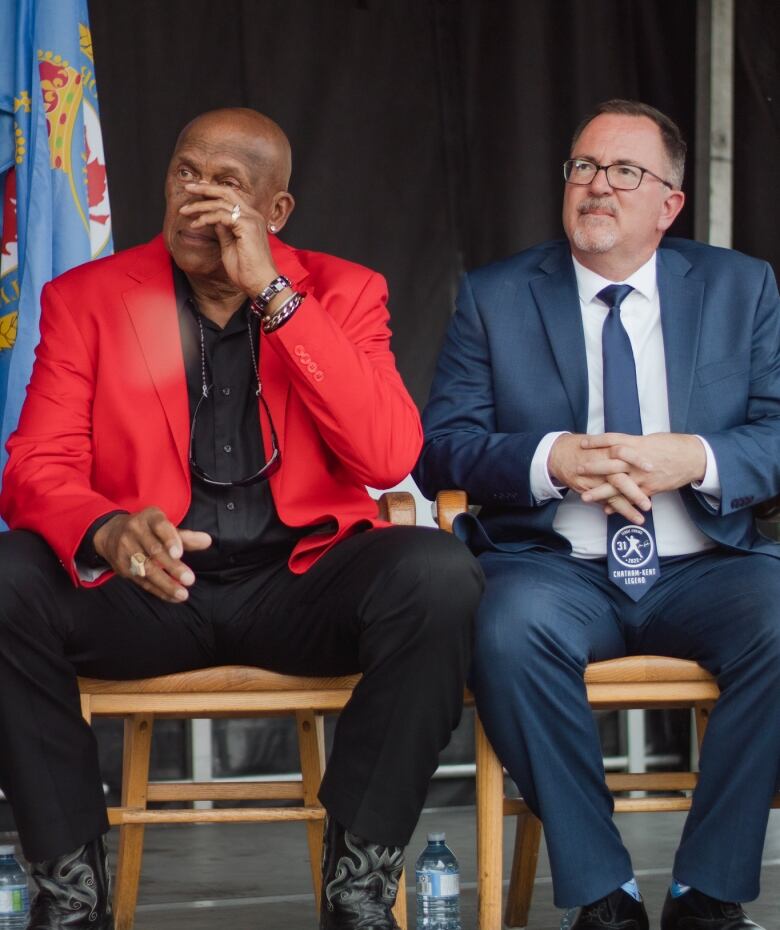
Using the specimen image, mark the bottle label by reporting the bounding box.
[416,869,459,898]
[0,885,28,914]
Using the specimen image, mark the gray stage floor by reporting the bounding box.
[6,807,772,929]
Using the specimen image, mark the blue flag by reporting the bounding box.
[0,0,113,514]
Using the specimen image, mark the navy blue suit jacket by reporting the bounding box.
[414,238,780,558]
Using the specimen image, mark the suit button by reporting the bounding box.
[294,345,305,356]
[226,501,236,511]
[314,371,324,382]
[307,362,317,373]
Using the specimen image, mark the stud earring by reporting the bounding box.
[268,224,277,233]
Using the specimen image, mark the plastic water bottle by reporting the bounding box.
[0,846,29,929]
[415,832,461,930]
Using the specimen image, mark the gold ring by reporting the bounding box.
[129,552,149,578]
[230,203,241,223]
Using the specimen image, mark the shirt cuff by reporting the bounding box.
[74,510,127,575]
[691,435,721,502]
[530,431,570,503]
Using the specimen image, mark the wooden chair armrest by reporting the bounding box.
[377,491,416,525]
[434,490,468,533]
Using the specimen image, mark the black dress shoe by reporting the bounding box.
[571,887,649,930]
[661,888,765,930]
[319,816,403,930]
[28,836,114,929]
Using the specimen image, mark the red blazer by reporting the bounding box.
[0,235,422,585]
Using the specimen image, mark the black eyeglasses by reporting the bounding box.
[563,158,674,191]
[188,313,282,488]
[188,388,281,487]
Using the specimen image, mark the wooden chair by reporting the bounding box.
[77,491,416,930]
[436,490,780,930]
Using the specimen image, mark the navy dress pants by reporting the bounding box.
[0,526,483,862]
[473,548,780,908]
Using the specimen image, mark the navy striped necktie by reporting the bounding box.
[600,284,660,600]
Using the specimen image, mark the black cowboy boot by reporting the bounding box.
[27,836,114,929]
[320,816,404,930]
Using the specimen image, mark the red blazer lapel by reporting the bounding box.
[122,237,190,480]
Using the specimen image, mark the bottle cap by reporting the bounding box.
[427,832,445,842]
[0,845,15,855]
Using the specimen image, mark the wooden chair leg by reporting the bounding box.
[79,693,93,724]
[504,811,542,928]
[392,866,408,930]
[476,713,504,930]
[694,701,713,749]
[113,714,154,930]
[297,710,327,910]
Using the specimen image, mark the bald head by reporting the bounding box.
[163,107,296,279]
[175,108,292,189]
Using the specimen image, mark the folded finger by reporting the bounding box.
[609,445,653,471]
[603,472,652,510]
[133,559,190,603]
[577,458,631,477]
[605,496,646,525]
[580,433,628,449]
[189,208,236,229]
[180,199,234,217]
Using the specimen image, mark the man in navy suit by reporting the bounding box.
[415,100,780,930]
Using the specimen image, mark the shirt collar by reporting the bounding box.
[172,263,251,333]
[571,252,657,305]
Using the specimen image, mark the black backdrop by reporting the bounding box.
[88,0,779,407]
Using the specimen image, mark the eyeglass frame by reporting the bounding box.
[563,158,674,191]
[188,386,282,488]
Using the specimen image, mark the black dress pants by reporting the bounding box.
[0,526,483,862]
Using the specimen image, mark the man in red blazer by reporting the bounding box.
[0,108,482,930]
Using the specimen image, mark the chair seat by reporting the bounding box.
[78,666,364,718]
[584,655,716,684]
[79,665,361,694]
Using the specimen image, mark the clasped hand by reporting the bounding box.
[548,432,707,524]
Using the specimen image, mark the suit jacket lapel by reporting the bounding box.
[657,246,704,432]
[528,247,589,432]
[123,237,190,477]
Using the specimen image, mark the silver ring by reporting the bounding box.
[230,203,241,223]
[129,552,149,578]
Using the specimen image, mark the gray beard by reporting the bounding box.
[572,223,618,254]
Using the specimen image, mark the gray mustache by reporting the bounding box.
[578,198,618,216]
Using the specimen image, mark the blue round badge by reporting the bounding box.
[611,525,655,568]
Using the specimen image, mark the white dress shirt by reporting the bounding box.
[529,253,720,558]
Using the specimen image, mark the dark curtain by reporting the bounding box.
[89,0,773,410]
[734,0,780,274]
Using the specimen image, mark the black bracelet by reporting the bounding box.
[262,292,304,333]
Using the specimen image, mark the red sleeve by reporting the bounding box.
[266,268,422,488]
[0,281,121,582]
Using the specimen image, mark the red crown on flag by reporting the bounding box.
[38,52,84,173]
